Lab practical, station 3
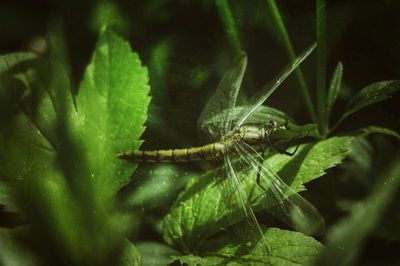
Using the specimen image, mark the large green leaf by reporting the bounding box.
[0,27,149,264]
[162,136,352,253]
[74,26,150,200]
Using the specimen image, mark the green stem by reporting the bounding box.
[266,0,317,123]
[316,0,327,136]
[216,0,243,54]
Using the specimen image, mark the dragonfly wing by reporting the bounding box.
[223,153,271,256]
[203,105,295,131]
[234,140,325,235]
[235,43,316,128]
[197,53,247,140]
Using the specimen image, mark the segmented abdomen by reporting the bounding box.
[117,142,226,163]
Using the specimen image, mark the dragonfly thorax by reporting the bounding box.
[223,121,286,148]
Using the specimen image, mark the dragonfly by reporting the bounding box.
[118,44,324,254]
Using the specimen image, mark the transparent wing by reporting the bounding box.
[235,43,316,128]
[233,140,325,235]
[197,53,247,140]
[223,153,271,257]
[200,105,295,131]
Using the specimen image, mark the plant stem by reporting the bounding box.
[266,0,317,123]
[216,0,243,54]
[316,0,327,136]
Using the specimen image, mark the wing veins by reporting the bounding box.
[234,140,325,235]
[224,152,271,256]
[236,43,316,128]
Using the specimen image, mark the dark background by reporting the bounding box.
[1,1,399,265]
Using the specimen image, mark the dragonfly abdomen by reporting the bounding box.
[117,142,226,163]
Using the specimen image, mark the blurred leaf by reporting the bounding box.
[216,0,243,54]
[173,227,322,266]
[119,240,141,266]
[327,62,343,122]
[90,1,128,33]
[0,229,40,266]
[124,165,190,211]
[162,136,352,252]
[339,137,373,187]
[148,39,172,83]
[357,126,400,141]
[136,241,178,266]
[314,154,400,266]
[0,181,22,227]
[0,52,38,130]
[337,80,400,126]
[374,193,400,242]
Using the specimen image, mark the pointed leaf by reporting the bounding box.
[327,62,343,120]
[340,80,400,123]
[75,27,150,199]
[356,126,400,141]
[0,27,149,264]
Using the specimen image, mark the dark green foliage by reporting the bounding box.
[0,1,399,266]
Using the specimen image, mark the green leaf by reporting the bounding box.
[0,52,45,132]
[339,137,373,184]
[173,227,323,266]
[162,136,352,252]
[356,125,400,141]
[265,136,353,190]
[338,80,400,125]
[123,165,190,210]
[90,1,128,33]
[75,26,150,200]
[119,240,142,266]
[0,228,40,266]
[327,62,343,122]
[314,154,400,266]
[0,181,21,227]
[136,241,179,266]
[0,27,149,264]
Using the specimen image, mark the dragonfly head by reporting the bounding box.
[262,121,287,142]
[263,121,314,149]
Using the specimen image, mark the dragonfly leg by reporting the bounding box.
[275,132,302,156]
[256,145,269,193]
[275,130,310,156]
[276,144,299,156]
